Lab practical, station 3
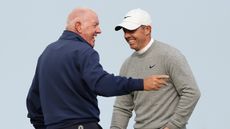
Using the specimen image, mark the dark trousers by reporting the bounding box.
[62,122,102,129]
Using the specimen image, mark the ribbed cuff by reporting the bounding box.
[165,122,179,129]
[129,78,143,91]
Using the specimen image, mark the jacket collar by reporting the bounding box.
[59,30,92,47]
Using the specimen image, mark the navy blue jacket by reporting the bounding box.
[26,30,143,129]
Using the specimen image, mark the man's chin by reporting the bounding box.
[129,44,135,49]
[88,41,95,47]
[129,46,136,50]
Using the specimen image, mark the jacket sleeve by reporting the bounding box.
[77,48,143,97]
[26,64,46,129]
[164,51,201,129]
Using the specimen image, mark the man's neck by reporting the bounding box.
[136,38,154,54]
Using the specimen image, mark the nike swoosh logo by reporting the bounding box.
[124,16,131,19]
[149,64,156,69]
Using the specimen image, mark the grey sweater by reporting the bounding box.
[110,40,200,129]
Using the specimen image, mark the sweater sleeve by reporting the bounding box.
[77,47,143,97]
[110,59,134,129]
[164,51,201,129]
[26,63,46,129]
[110,94,134,129]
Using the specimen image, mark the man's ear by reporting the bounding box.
[75,22,82,33]
[145,26,151,36]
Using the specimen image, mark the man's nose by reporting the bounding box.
[97,27,102,34]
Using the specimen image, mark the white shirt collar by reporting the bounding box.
[136,38,154,54]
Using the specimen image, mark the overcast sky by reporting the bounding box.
[0,0,229,129]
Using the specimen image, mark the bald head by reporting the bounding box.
[66,7,101,47]
[66,7,96,31]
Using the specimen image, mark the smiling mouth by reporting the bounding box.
[128,39,136,44]
[92,35,96,41]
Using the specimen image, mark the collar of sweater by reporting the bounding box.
[136,38,154,55]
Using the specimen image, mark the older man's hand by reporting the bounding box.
[143,75,169,90]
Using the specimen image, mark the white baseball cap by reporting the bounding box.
[115,8,152,31]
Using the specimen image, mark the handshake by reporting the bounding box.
[144,75,169,90]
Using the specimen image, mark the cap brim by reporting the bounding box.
[115,21,141,31]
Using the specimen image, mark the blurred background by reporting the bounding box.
[0,0,229,129]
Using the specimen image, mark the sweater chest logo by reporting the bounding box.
[149,64,156,69]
